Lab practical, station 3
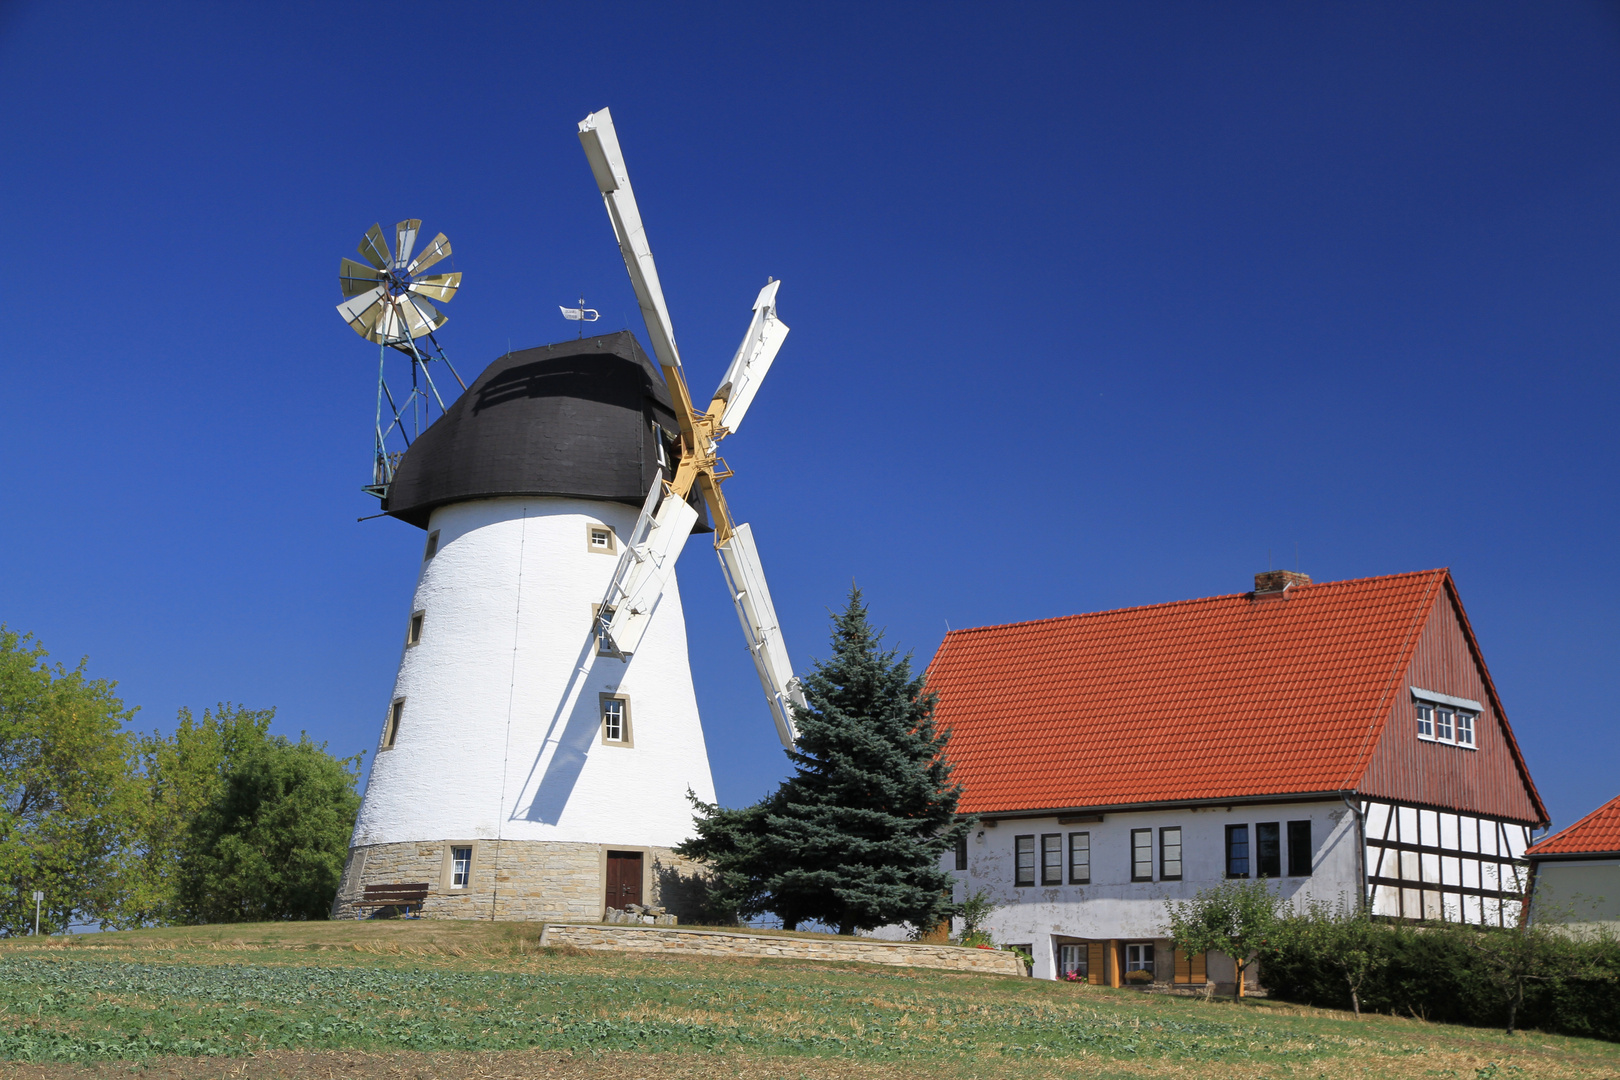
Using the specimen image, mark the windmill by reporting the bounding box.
[579,108,804,747]
[332,111,801,923]
[336,220,465,499]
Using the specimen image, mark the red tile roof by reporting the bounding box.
[1528,793,1620,857]
[928,570,1452,815]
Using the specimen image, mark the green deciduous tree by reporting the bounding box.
[1166,879,1285,998]
[129,703,276,924]
[0,627,144,934]
[679,587,970,935]
[179,732,362,922]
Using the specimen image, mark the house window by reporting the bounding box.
[953,834,967,871]
[451,846,472,888]
[423,530,440,560]
[1416,702,1433,738]
[1257,822,1282,878]
[1125,943,1155,973]
[1436,708,1454,742]
[1014,835,1036,887]
[1160,827,1183,880]
[600,695,631,745]
[1131,829,1153,881]
[407,611,424,646]
[1041,834,1063,885]
[1225,824,1249,878]
[1058,943,1087,981]
[1415,693,1478,749]
[586,523,617,554]
[1287,820,1312,877]
[382,699,404,749]
[1068,832,1091,884]
[1456,712,1475,746]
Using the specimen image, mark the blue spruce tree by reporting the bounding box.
[681,587,969,935]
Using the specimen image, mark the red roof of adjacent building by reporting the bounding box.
[1528,793,1620,857]
[926,569,1543,819]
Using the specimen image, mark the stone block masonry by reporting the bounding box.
[539,923,1029,977]
[330,839,709,922]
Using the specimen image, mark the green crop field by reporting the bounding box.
[0,921,1614,1079]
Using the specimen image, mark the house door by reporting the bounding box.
[605,850,643,908]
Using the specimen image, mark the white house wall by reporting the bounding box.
[351,496,716,852]
[952,802,1360,981]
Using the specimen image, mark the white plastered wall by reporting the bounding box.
[351,496,716,851]
[949,803,1361,981]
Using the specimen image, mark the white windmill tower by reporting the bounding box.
[332,109,801,922]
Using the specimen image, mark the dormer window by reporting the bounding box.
[1412,688,1480,750]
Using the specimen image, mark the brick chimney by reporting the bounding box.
[1253,569,1311,601]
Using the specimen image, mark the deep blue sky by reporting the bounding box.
[2,3,1616,833]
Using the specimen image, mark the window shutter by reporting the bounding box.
[1086,941,1106,985]
[1173,949,1207,984]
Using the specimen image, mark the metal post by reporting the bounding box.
[32,891,42,935]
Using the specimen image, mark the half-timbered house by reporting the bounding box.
[926,568,1548,984]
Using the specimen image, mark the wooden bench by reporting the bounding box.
[355,882,430,918]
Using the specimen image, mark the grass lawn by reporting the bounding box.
[0,920,1614,1078]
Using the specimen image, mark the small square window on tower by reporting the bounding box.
[407,611,425,646]
[423,530,440,560]
[586,523,617,554]
[600,694,632,746]
[382,699,404,749]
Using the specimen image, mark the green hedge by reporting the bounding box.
[1260,918,1620,1041]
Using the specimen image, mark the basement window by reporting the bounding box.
[451,846,472,889]
[382,699,404,749]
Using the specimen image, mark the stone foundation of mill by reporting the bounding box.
[329,839,710,922]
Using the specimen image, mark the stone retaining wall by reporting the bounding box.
[539,922,1028,976]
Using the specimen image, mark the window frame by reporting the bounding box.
[585,522,618,555]
[450,846,472,889]
[1225,823,1250,879]
[1436,707,1454,742]
[1040,833,1063,886]
[407,610,425,647]
[953,834,968,871]
[382,698,404,750]
[1159,826,1183,881]
[1286,819,1312,877]
[1455,711,1475,747]
[423,530,440,560]
[1125,942,1155,973]
[1256,821,1282,879]
[1068,831,1091,884]
[1014,835,1036,887]
[599,693,633,747]
[1416,702,1433,738]
[1131,828,1154,882]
